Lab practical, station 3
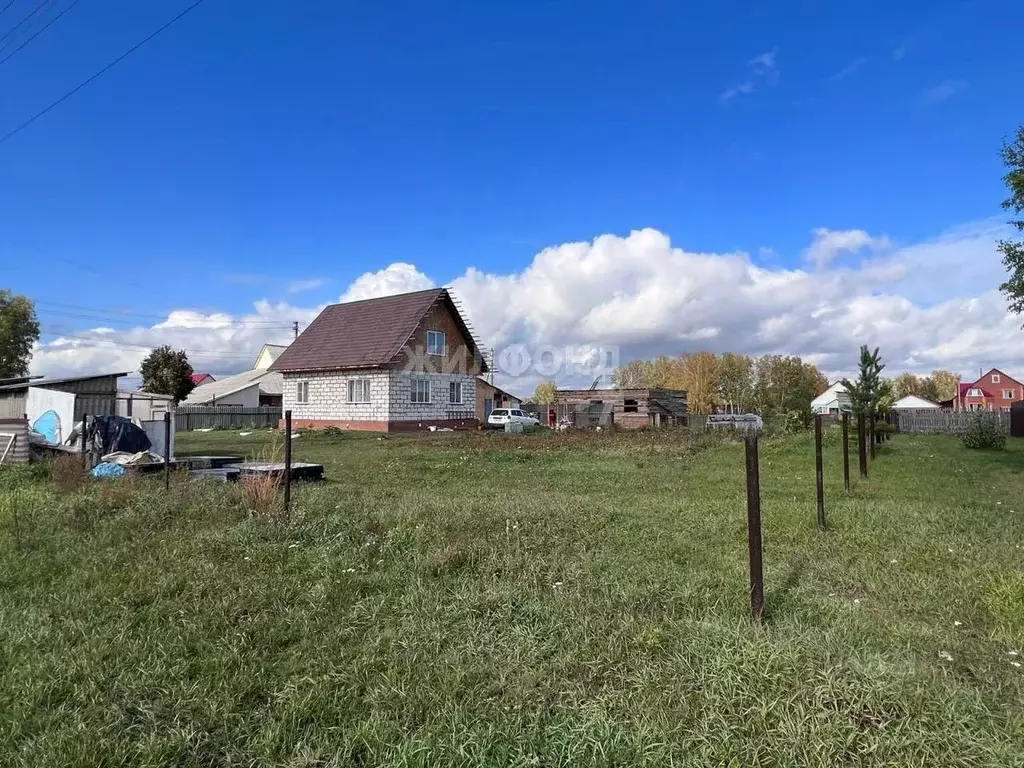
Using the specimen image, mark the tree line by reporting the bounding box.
[611,352,829,418]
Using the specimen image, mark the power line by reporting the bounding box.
[0,0,55,50]
[0,0,20,21]
[0,0,79,66]
[0,0,208,146]
[35,304,297,327]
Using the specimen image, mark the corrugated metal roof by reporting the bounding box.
[0,372,127,392]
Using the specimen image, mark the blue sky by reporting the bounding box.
[2,0,1022,388]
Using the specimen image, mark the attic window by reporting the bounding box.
[624,398,639,413]
[992,373,1001,383]
[427,330,446,356]
[968,388,983,397]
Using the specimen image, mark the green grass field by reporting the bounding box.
[1,427,1023,766]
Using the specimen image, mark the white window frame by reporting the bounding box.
[296,380,310,404]
[410,378,431,404]
[1003,389,1015,400]
[968,388,982,397]
[347,378,371,404]
[427,330,446,356]
[449,381,463,404]
[992,374,1001,383]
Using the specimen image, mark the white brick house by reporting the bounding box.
[271,288,486,432]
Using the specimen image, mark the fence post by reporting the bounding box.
[858,413,868,478]
[81,413,89,470]
[163,411,171,491]
[841,412,850,492]
[815,414,826,530]
[283,410,292,521]
[745,434,764,623]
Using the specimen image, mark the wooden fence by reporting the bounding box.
[893,408,1009,434]
[173,405,282,432]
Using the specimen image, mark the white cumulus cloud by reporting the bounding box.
[339,262,435,302]
[26,219,1024,399]
[804,227,892,269]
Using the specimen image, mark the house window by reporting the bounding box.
[347,379,371,403]
[296,381,310,404]
[992,374,1001,383]
[411,378,431,403]
[449,381,463,404]
[427,330,446,356]
[624,398,639,413]
[1003,389,1015,400]
[968,388,983,397]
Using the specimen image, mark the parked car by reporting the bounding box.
[706,413,764,433]
[487,408,541,429]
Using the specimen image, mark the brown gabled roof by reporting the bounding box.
[270,288,487,373]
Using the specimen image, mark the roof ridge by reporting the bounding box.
[322,286,443,310]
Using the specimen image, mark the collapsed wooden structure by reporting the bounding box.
[551,388,688,429]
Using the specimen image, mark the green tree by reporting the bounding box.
[998,125,1024,315]
[842,346,886,417]
[893,372,924,399]
[140,345,195,402]
[0,290,40,378]
[533,381,558,404]
[752,355,828,423]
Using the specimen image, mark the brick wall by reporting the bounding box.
[388,371,476,423]
[282,370,391,423]
[390,299,483,375]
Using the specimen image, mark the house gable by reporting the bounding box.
[389,295,484,376]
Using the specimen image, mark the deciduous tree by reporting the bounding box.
[893,372,924,400]
[533,381,558,404]
[716,353,753,413]
[0,290,40,378]
[140,345,195,403]
[998,125,1024,316]
[926,369,958,402]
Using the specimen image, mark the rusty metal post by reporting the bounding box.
[841,412,850,492]
[815,413,825,530]
[283,410,292,519]
[163,411,171,491]
[745,434,764,623]
[858,413,868,478]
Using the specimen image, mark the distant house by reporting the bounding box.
[183,344,287,407]
[476,377,522,422]
[270,288,487,431]
[191,373,215,386]
[811,382,851,415]
[954,369,1023,412]
[892,395,939,409]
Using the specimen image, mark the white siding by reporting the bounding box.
[208,384,261,407]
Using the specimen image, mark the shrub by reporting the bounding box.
[961,412,1006,450]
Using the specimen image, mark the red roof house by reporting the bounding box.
[955,369,1023,412]
[191,373,215,386]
